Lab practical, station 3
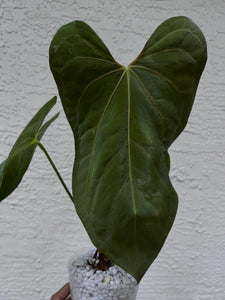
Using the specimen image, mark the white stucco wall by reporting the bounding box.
[0,0,224,299]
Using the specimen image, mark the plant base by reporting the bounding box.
[68,249,138,300]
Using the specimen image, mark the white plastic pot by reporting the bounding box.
[68,249,139,300]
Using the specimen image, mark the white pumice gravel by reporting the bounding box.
[68,249,139,300]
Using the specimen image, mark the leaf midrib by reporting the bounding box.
[85,68,127,209]
[78,58,179,228]
[81,64,168,213]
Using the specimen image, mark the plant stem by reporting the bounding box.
[36,141,74,202]
[87,249,112,271]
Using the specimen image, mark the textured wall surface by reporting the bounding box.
[0,0,224,299]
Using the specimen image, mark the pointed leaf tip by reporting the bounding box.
[0,96,58,202]
[50,17,207,282]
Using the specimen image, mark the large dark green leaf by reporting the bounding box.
[49,16,207,281]
[0,97,59,202]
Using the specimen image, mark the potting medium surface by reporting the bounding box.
[68,249,139,300]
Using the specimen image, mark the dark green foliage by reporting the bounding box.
[0,97,59,201]
[49,16,207,281]
[0,16,207,282]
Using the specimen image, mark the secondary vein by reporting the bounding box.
[85,68,126,209]
[131,65,180,93]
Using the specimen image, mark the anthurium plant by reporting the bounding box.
[0,16,207,283]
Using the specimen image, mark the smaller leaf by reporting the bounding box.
[0,96,59,202]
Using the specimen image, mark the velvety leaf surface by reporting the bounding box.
[0,97,58,202]
[49,16,207,281]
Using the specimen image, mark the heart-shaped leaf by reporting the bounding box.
[49,16,207,281]
[0,97,59,202]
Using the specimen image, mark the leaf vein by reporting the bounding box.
[139,48,190,60]
[131,65,180,93]
[93,145,128,197]
[132,180,152,205]
[76,68,122,114]
[131,140,151,157]
[130,69,165,140]
[85,69,126,200]
[69,56,118,65]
